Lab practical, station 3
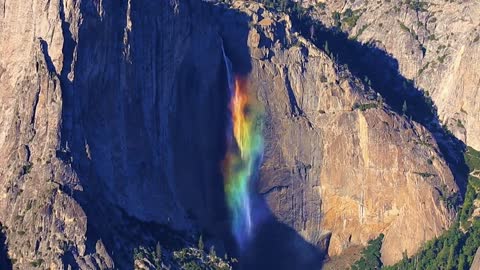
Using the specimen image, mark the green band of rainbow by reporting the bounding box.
[223,76,263,250]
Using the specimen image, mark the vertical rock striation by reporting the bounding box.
[310,0,480,150]
[221,1,458,265]
[0,0,233,268]
[0,0,463,268]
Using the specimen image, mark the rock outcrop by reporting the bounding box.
[0,0,231,268]
[0,0,461,268]
[220,1,458,265]
[310,0,480,150]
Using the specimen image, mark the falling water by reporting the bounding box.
[221,41,264,251]
[222,43,234,96]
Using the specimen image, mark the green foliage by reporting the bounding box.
[134,240,234,270]
[253,0,298,14]
[413,172,436,178]
[397,20,420,42]
[353,103,378,111]
[133,247,146,261]
[351,234,384,270]
[21,162,33,175]
[418,62,430,75]
[442,191,461,211]
[398,21,411,33]
[353,24,370,40]
[465,146,480,171]
[209,246,217,258]
[30,259,44,267]
[402,101,408,115]
[173,246,234,270]
[155,242,162,268]
[383,146,480,270]
[324,40,330,55]
[198,235,205,251]
[25,200,33,211]
[184,261,203,270]
[438,54,447,64]
[342,8,361,28]
[320,75,328,83]
[385,219,480,270]
[332,11,341,28]
[405,0,428,12]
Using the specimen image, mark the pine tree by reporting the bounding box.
[310,25,315,40]
[458,254,466,270]
[198,235,204,251]
[402,101,408,115]
[278,0,287,11]
[324,41,329,55]
[209,246,216,258]
[155,242,162,268]
[446,243,456,270]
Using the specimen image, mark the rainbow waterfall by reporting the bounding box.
[222,45,264,251]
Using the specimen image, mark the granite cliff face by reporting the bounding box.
[0,0,231,268]
[222,2,457,265]
[0,0,463,268]
[310,0,480,151]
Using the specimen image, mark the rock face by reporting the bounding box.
[222,2,457,265]
[0,0,461,268]
[0,0,231,268]
[310,0,480,150]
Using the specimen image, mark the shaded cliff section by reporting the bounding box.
[0,227,12,270]
[307,0,480,153]
[0,0,239,268]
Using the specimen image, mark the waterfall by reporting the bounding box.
[222,41,234,96]
[221,40,264,252]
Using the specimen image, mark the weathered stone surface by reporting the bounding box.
[0,0,229,268]
[0,0,462,268]
[310,0,480,150]
[222,1,458,265]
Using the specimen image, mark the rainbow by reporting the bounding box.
[223,76,264,251]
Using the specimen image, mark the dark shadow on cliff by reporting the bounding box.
[216,5,326,270]
[237,197,325,270]
[56,1,326,269]
[290,12,469,195]
[57,0,235,268]
[56,0,182,267]
[216,5,252,76]
[0,226,12,270]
